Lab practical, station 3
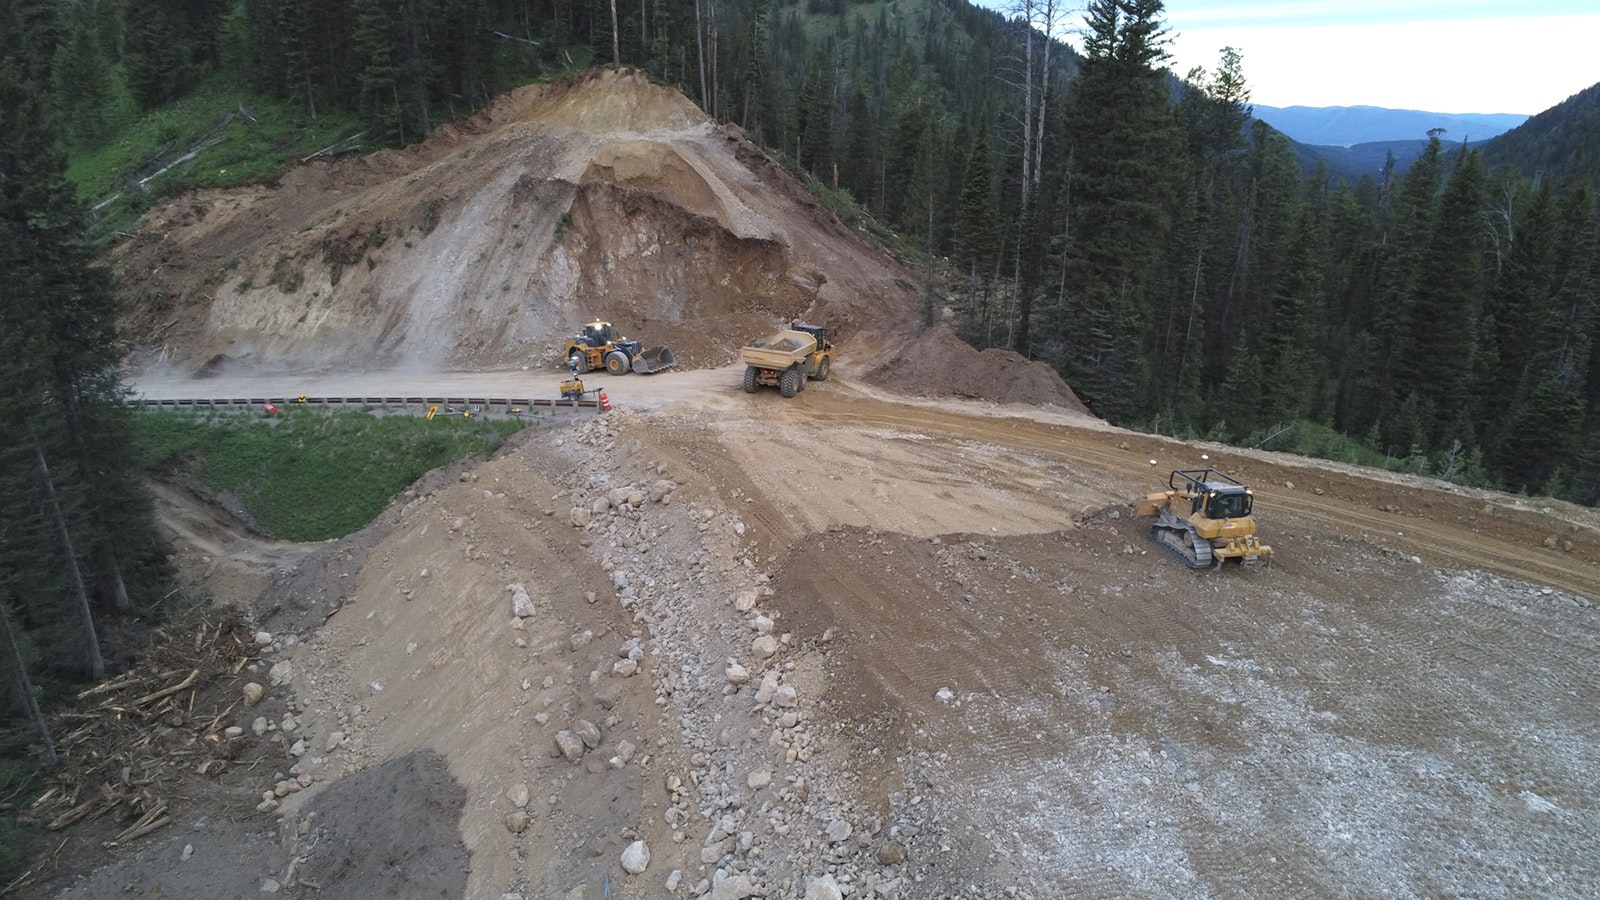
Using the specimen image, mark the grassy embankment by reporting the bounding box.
[134,408,525,541]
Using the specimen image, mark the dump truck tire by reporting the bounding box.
[743,366,760,393]
[809,356,830,381]
[779,367,801,398]
[604,350,630,375]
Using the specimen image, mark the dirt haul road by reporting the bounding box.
[45,365,1600,900]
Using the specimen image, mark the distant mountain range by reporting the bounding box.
[1252,105,1528,147]
[1256,83,1600,186]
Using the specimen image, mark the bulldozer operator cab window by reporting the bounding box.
[1206,492,1251,520]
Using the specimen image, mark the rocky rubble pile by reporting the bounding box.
[540,411,940,898]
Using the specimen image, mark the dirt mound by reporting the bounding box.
[860,326,1089,411]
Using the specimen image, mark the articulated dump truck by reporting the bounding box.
[739,322,832,398]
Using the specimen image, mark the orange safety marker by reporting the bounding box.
[263,403,278,415]
[599,391,611,412]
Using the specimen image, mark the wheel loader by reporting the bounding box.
[1136,468,1272,568]
[562,320,677,375]
[739,322,832,398]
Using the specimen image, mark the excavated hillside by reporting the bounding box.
[112,68,1081,410]
[23,71,1600,900]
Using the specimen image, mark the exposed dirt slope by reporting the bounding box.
[112,68,1083,412]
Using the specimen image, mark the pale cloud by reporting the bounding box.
[1162,8,1600,113]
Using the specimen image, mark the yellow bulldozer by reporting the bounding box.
[562,320,677,375]
[1136,467,1272,568]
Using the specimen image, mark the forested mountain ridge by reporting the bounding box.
[1482,81,1600,186]
[17,0,1600,505]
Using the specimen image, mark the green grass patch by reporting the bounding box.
[134,409,524,541]
[69,74,362,239]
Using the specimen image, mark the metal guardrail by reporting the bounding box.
[128,395,602,418]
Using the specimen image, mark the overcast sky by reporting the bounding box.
[977,0,1600,114]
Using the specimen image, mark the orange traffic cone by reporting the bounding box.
[263,403,278,416]
[599,391,611,412]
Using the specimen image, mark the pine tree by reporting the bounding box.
[0,46,165,685]
[51,14,111,149]
[796,50,835,177]
[1059,0,1182,421]
[1400,144,1486,449]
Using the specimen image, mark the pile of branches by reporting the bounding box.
[18,610,259,846]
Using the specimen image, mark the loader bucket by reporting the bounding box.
[632,345,677,374]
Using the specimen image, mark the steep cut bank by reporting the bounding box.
[113,68,1086,412]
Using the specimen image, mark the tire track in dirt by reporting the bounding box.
[796,393,1600,602]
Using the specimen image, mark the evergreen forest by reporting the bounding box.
[3,0,1600,775]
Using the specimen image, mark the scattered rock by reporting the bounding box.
[572,719,602,748]
[711,873,755,900]
[242,683,265,706]
[507,783,530,808]
[555,731,586,762]
[805,874,844,900]
[510,583,535,617]
[621,840,650,874]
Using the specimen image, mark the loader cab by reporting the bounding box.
[578,321,618,347]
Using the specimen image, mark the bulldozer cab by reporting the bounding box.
[1171,469,1254,521]
[1200,487,1252,520]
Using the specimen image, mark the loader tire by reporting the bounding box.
[779,367,801,398]
[810,356,830,381]
[743,365,760,393]
[604,350,629,375]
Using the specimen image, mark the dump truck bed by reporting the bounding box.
[739,330,817,369]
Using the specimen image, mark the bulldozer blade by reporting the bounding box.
[632,345,677,374]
